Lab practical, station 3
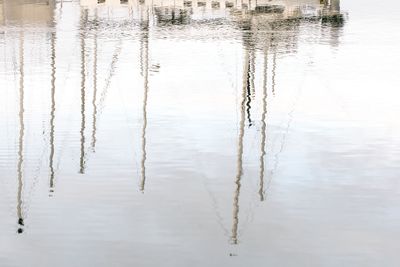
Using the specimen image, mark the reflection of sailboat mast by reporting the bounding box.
[17,32,25,234]
[246,43,255,127]
[79,10,87,174]
[231,47,250,244]
[244,26,254,127]
[140,9,149,192]
[49,30,56,193]
[250,49,256,96]
[245,55,252,127]
[258,48,268,201]
[91,12,98,152]
[271,49,276,95]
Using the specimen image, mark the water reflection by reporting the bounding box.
[79,9,88,174]
[245,52,253,127]
[1,0,345,233]
[0,0,376,265]
[17,32,25,234]
[2,0,343,216]
[49,30,56,194]
[139,10,150,192]
[231,47,248,245]
[91,12,98,152]
[271,49,277,95]
[1,0,55,25]
[258,48,268,202]
[79,0,342,16]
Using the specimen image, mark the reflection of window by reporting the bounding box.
[255,5,285,13]
[184,1,192,7]
[120,0,128,3]
[197,1,206,7]
[225,1,234,8]
[98,0,105,3]
[211,1,220,8]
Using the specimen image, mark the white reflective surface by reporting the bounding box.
[0,0,400,266]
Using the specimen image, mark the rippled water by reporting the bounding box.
[1,0,400,266]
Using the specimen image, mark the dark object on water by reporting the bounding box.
[17,218,24,234]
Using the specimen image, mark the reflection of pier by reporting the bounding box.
[79,0,342,22]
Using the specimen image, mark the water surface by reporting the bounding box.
[1,0,400,266]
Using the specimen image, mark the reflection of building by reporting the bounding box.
[80,0,341,18]
[79,0,344,31]
[0,2,3,24]
[1,0,54,25]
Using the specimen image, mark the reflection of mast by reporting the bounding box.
[140,9,149,192]
[243,23,254,127]
[79,10,87,174]
[245,54,252,127]
[231,48,249,245]
[269,25,277,96]
[91,11,98,152]
[271,49,276,95]
[17,32,25,234]
[258,48,268,201]
[49,30,56,193]
[250,49,256,97]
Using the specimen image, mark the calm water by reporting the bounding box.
[1,0,400,266]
